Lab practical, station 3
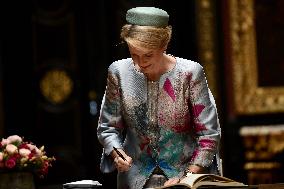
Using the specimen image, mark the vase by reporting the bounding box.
[0,171,36,189]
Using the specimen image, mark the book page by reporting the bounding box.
[63,180,102,188]
[155,174,246,189]
[180,174,246,189]
[179,174,209,187]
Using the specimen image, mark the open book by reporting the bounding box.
[155,174,247,189]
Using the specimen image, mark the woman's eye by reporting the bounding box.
[131,54,138,59]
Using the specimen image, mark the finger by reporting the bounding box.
[118,166,129,172]
[164,178,179,186]
[164,180,172,186]
[164,179,175,186]
[116,156,125,165]
[125,157,133,168]
[119,157,132,167]
[120,163,131,172]
[114,157,119,165]
[114,157,121,170]
[116,156,133,172]
[126,156,133,164]
[120,160,131,167]
[118,166,124,172]
[172,178,179,184]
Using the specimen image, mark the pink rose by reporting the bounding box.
[5,157,16,169]
[0,152,3,161]
[27,144,36,150]
[1,139,9,146]
[7,135,22,144]
[33,147,42,157]
[6,144,18,155]
[19,148,31,157]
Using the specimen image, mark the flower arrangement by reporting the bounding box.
[0,135,55,178]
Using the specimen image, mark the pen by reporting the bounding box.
[113,146,127,162]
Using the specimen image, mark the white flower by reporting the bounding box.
[7,135,22,144]
[20,157,28,163]
[6,144,18,155]
[19,148,31,157]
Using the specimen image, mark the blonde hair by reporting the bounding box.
[120,24,172,50]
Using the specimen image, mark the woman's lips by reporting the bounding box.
[140,64,151,69]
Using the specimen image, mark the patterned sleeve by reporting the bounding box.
[97,64,125,169]
[188,63,221,168]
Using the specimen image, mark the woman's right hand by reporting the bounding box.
[112,149,133,172]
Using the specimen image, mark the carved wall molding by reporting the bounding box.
[229,0,284,114]
[240,125,284,160]
[240,125,284,184]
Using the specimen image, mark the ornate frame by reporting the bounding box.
[228,0,284,114]
[195,0,220,105]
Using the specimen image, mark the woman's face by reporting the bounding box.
[128,44,165,75]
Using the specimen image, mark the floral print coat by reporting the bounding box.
[97,57,221,189]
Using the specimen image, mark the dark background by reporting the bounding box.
[0,0,283,188]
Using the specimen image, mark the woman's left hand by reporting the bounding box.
[163,177,180,186]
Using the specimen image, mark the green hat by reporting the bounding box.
[126,7,169,27]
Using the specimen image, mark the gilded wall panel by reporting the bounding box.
[228,0,284,114]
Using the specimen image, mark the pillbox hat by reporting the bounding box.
[126,7,169,27]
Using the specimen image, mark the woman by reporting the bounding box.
[97,7,221,189]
